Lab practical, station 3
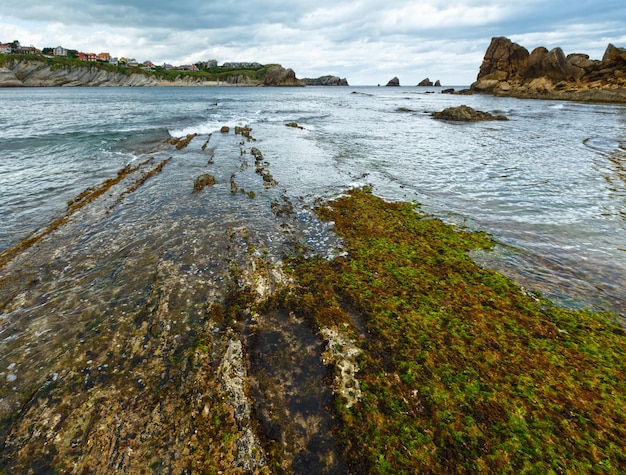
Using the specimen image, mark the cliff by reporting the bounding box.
[0,57,306,87]
[0,57,157,87]
[470,37,626,102]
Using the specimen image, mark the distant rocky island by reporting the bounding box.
[302,75,348,86]
[385,76,442,87]
[0,54,348,87]
[469,36,626,103]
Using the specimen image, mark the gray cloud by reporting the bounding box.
[2,0,625,84]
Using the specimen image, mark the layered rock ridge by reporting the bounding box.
[0,58,157,87]
[471,37,626,102]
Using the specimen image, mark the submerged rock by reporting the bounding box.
[193,173,216,192]
[431,105,508,122]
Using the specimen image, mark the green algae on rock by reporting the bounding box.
[269,187,626,474]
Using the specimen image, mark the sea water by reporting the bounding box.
[1,86,624,313]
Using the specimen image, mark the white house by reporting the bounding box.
[54,46,68,57]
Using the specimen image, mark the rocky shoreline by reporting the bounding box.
[1,104,626,472]
[469,36,626,103]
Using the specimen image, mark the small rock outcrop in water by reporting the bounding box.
[417,78,434,86]
[303,75,349,86]
[470,36,626,102]
[193,174,216,192]
[386,76,400,86]
[431,105,508,122]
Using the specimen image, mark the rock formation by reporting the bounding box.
[262,65,305,86]
[431,105,508,122]
[434,80,441,86]
[0,59,157,87]
[470,36,626,102]
[0,58,306,87]
[417,78,433,86]
[303,75,349,86]
[386,76,400,86]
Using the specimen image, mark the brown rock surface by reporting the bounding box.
[262,65,305,86]
[471,37,626,102]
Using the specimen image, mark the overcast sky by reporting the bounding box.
[1,0,625,85]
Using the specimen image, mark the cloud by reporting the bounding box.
[1,0,625,85]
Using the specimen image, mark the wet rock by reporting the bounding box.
[320,327,362,408]
[234,126,253,140]
[431,105,508,122]
[220,126,230,133]
[285,122,304,129]
[193,174,216,193]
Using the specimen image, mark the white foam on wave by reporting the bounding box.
[168,116,253,137]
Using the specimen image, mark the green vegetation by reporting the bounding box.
[268,187,626,473]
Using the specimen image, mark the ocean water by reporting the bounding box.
[0,86,625,470]
[1,86,624,313]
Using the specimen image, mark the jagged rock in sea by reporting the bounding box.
[434,79,441,86]
[302,75,349,86]
[262,65,305,86]
[386,76,400,86]
[417,78,433,86]
[431,105,508,122]
[470,36,626,102]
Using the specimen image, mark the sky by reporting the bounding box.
[1,0,625,85]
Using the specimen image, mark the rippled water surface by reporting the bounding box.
[1,86,624,312]
[0,86,625,470]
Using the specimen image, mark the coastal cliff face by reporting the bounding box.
[471,37,626,102]
[0,58,306,87]
[0,58,158,87]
